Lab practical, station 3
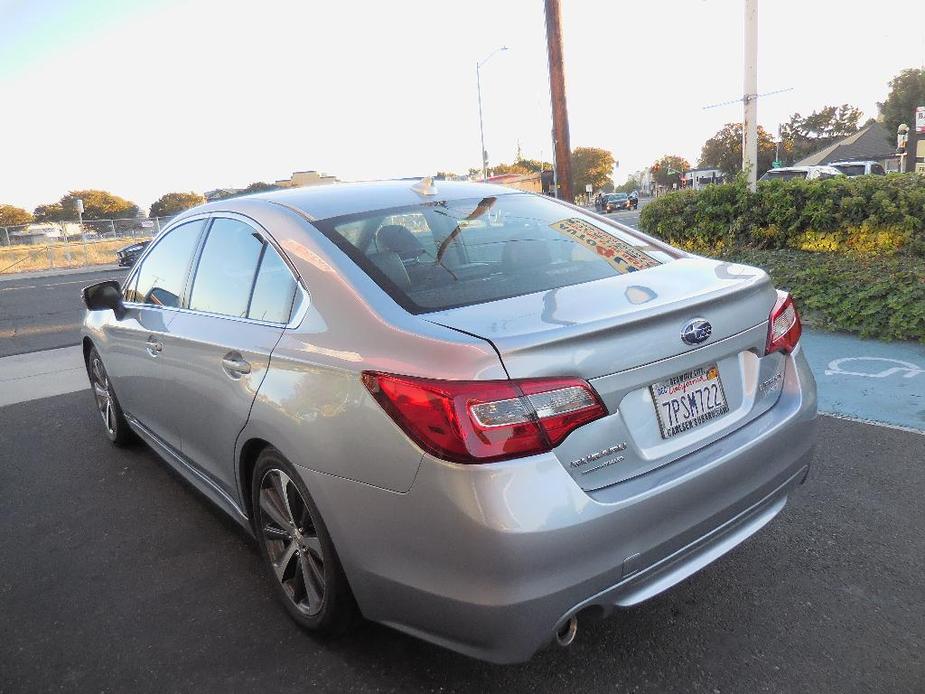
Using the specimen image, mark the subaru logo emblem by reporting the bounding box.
[681,318,712,345]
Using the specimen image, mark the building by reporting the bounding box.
[7,222,82,245]
[682,167,725,190]
[274,170,338,188]
[485,172,544,194]
[795,122,899,170]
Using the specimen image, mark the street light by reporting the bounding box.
[476,46,508,180]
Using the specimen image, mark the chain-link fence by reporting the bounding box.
[0,216,175,274]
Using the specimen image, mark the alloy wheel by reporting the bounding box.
[90,355,116,436]
[258,469,326,616]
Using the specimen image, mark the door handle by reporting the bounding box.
[221,354,252,376]
[145,338,163,357]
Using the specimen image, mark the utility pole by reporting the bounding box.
[743,0,758,191]
[545,0,573,202]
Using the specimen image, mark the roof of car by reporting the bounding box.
[188,180,521,222]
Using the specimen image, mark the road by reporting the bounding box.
[0,267,125,358]
[1,393,922,693]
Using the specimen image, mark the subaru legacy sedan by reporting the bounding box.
[81,180,816,663]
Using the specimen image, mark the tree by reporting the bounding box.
[879,68,925,138]
[149,192,206,218]
[0,204,33,228]
[489,162,531,176]
[780,104,863,162]
[515,158,552,173]
[241,181,279,195]
[650,155,691,187]
[699,123,776,178]
[34,190,139,222]
[571,147,615,193]
[614,176,640,194]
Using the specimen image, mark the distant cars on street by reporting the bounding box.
[759,165,844,182]
[603,192,632,212]
[116,240,150,267]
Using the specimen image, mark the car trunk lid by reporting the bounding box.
[423,257,785,490]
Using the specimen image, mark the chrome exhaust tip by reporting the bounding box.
[555,615,578,647]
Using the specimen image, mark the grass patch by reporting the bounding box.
[0,238,151,274]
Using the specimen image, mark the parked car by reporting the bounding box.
[829,160,886,177]
[603,192,631,211]
[81,180,817,663]
[115,240,150,267]
[758,165,844,182]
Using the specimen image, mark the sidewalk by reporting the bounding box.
[801,329,925,432]
[0,264,122,283]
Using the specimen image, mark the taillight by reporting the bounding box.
[766,290,802,354]
[361,372,607,463]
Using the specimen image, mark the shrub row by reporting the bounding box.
[639,174,925,257]
[720,249,925,342]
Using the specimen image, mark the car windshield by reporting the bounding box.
[763,170,808,181]
[313,193,672,313]
[608,193,627,200]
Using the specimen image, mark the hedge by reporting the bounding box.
[638,175,925,342]
[720,249,925,342]
[639,174,925,257]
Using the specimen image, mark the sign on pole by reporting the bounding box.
[585,184,592,193]
[916,106,925,134]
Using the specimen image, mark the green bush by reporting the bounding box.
[638,174,925,341]
[722,250,925,342]
[639,174,925,256]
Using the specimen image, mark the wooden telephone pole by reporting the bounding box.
[545,0,573,201]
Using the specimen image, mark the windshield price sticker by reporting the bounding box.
[550,218,660,273]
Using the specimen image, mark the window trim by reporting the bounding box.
[123,211,308,328]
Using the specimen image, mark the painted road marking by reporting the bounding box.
[825,357,923,379]
[800,330,925,433]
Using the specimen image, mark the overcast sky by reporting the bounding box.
[1,0,924,212]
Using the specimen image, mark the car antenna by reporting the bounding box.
[411,177,438,196]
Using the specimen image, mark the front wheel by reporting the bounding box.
[86,346,135,446]
[252,449,358,635]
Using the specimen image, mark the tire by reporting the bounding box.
[251,448,358,635]
[86,345,135,446]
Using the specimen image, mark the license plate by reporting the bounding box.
[650,364,729,439]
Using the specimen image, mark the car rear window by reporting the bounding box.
[833,164,865,176]
[312,193,673,313]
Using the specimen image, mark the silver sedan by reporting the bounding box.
[81,180,817,663]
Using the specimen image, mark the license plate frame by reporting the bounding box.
[649,364,729,439]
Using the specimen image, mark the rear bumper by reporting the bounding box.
[297,346,817,663]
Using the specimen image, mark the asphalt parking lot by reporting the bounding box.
[2,392,923,693]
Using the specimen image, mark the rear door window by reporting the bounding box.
[189,218,264,317]
[129,219,205,307]
[313,193,673,313]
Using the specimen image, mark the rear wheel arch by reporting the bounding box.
[239,437,273,524]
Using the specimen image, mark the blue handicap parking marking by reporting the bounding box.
[799,330,925,432]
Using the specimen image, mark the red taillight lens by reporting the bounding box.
[362,372,607,463]
[766,291,802,354]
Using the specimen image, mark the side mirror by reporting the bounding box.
[82,280,126,320]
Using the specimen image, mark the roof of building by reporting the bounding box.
[796,122,896,166]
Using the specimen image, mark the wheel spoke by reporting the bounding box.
[299,553,323,610]
[273,540,298,581]
[270,471,297,526]
[259,492,290,530]
[105,399,114,432]
[302,535,322,558]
